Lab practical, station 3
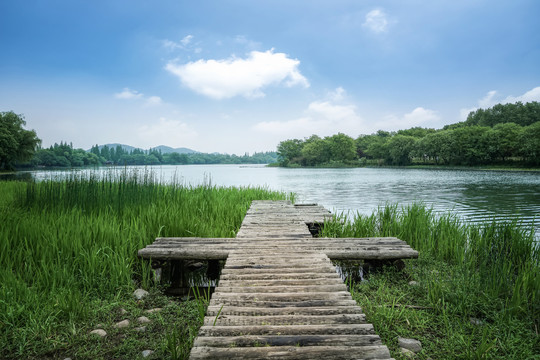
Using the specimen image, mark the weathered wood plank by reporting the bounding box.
[206,305,363,316]
[206,314,367,326]
[198,324,375,337]
[193,334,382,347]
[189,345,392,360]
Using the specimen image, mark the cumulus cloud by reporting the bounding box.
[137,118,197,148]
[253,92,364,138]
[165,49,309,99]
[114,88,163,107]
[460,86,540,120]
[363,9,389,33]
[379,107,440,130]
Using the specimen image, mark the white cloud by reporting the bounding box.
[137,118,197,148]
[363,9,389,33]
[328,87,346,102]
[114,88,163,107]
[163,35,195,51]
[253,96,364,138]
[503,86,540,104]
[114,88,143,100]
[165,49,309,99]
[181,35,193,46]
[379,107,440,130]
[460,86,540,120]
[144,96,163,107]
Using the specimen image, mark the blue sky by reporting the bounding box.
[1,0,539,154]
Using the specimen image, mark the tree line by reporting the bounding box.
[28,143,278,168]
[277,101,540,167]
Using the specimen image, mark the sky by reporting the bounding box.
[1,0,540,155]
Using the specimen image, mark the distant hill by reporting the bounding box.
[92,143,198,154]
[151,145,199,154]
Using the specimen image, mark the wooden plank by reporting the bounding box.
[205,314,367,326]
[206,305,363,316]
[189,345,392,360]
[198,324,375,337]
[193,334,382,347]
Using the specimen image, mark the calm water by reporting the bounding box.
[4,165,540,234]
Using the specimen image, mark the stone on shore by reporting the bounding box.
[398,337,422,353]
[89,329,107,337]
[114,319,130,328]
[133,288,149,300]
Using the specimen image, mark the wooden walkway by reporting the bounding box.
[139,201,418,359]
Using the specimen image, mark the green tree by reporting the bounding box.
[386,135,416,165]
[277,139,304,166]
[0,111,41,170]
[326,133,357,162]
[518,122,540,165]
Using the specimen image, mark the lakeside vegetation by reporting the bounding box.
[323,205,539,359]
[0,172,292,359]
[276,101,540,168]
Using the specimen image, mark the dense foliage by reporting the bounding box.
[277,101,540,167]
[0,111,41,170]
[27,143,278,168]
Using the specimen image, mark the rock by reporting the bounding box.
[114,319,130,328]
[398,337,422,353]
[142,350,154,358]
[89,329,107,337]
[401,347,415,358]
[64,358,72,360]
[470,317,483,326]
[135,326,147,332]
[145,308,162,314]
[408,280,419,286]
[137,316,151,324]
[119,308,127,315]
[133,288,149,300]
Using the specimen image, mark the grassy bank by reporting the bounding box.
[323,204,539,359]
[0,171,292,359]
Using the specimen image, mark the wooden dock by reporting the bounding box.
[139,200,418,359]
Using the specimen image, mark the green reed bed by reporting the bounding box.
[0,171,292,359]
[323,204,539,359]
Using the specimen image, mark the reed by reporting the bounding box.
[322,203,539,359]
[0,171,292,359]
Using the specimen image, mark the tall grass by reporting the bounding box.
[0,171,292,358]
[322,203,539,335]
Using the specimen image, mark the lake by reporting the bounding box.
[4,165,540,234]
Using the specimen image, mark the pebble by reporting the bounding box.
[137,316,151,324]
[119,308,128,315]
[408,280,419,286]
[114,319,130,328]
[398,337,422,353]
[135,326,147,332]
[142,350,154,358]
[470,317,483,326]
[133,288,149,300]
[89,329,107,337]
[145,308,162,314]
